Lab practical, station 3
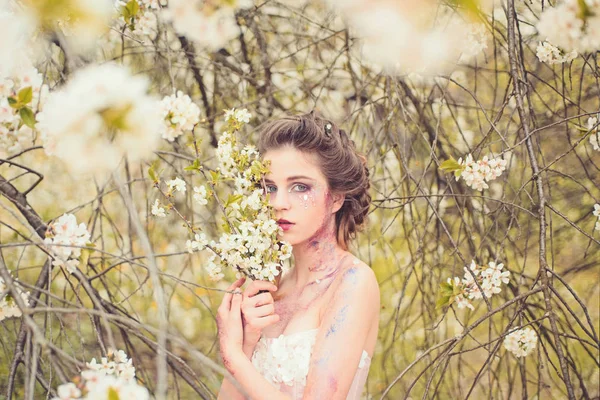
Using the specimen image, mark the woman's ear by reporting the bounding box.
[331,192,344,214]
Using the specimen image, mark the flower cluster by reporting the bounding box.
[44,214,92,274]
[457,154,507,191]
[536,41,578,64]
[593,204,600,232]
[440,260,511,311]
[37,63,162,174]
[0,272,30,322]
[503,327,538,358]
[159,90,200,142]
[162,0,253,51]
[206,216,293,282]
[52,349,149,400]
[587,116,599,152]
[0,65,49,157]
[116,0,160,37]
[441,154,508,191]
[537,0,600,54]
[178,109,293,282]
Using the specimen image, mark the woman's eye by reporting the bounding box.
[292,184,309,192]
[265,185,277,193]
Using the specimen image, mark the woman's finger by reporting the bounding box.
[219,277,246,313]
[243,279,278,298]
[230,289,243,324]
[253,314,280,329]
[244,303,275,319]
[251,292,275,307]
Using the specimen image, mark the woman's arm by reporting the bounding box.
[216,277,291,400]
[303,264,380,399]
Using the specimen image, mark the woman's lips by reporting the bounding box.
[277,220,294,231]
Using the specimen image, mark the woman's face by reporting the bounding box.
[263,146,343,247]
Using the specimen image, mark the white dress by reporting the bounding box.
[251,328,371,399]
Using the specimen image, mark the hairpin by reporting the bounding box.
[324,123,332,136]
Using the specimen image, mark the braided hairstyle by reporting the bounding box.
[257,111,371,251]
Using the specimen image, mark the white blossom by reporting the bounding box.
[537,0,600,53]
[54,382,81,400]
[504,327,538,358]
[593,204,600,232]
[162,0,252,50]
[587,116,599,151]
[159,90,200,142]
[193,185,208,205]
[166,177,187,193]
[536,41,578,64]
[0,65,50,157]
[459,23,488,62]
[456,154,507,191]
[44,214,91,274]
[151,199,167,217]
[0,5,35,80]
[186,232,208,253]
[0,272,30,322]
[37,63,162,175]
[54,349,147,400]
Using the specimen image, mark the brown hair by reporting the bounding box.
[257,111,371,250]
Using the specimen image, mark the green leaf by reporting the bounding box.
[126,0,139,18]
[439,157,464,173]
[184,159,202,172]
[225,194,243,208]
[210,170,221,185]
[148,163,157,183]
[18,86,33,104]
[7,96,19,108]
[448,0,480,17]
[19,107,36,128]
[108,387,120,400]
[436,295,451,310]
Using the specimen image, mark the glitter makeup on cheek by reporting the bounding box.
[289,185,318,209]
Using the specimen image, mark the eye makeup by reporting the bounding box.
[263,180,321,209]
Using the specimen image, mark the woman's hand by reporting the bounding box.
[241,280,280,353]
[217,277,246,373]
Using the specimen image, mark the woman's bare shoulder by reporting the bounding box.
[333,253,380,297]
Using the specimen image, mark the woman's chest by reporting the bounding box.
[262,283,334,337]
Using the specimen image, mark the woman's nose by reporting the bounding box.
[271,191,291,210]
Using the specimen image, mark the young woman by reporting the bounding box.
[216,111,379,399]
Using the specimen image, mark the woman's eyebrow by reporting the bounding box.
[264,175,315,183]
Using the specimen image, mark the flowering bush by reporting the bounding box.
[503,327,538,358]
[438,260,511,311]
[52,349,149,400]
[440,154,508,191]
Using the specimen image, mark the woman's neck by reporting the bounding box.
[289,221,347,288]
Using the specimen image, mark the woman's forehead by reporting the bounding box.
[263,147,325,183]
